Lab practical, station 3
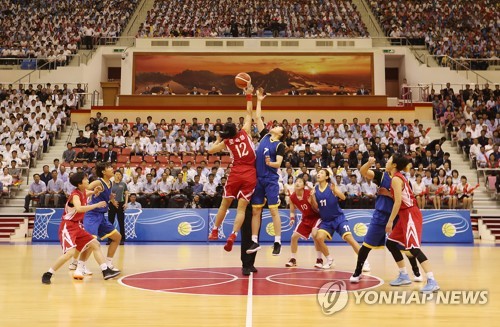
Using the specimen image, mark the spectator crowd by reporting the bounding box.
[23,101,499,211]
[0,82,83,203]
[0,0,138,64]
[137,0,368,38]
[370,0,499,70]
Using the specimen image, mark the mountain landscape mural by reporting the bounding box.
[133,54,373,95]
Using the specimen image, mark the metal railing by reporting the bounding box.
[91,90,101,107]
[356,0,384,37]
[424,55,496,83]
[0,54,82,68]
[0,82,88,92]
[125,0,149,36]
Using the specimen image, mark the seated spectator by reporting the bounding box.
[103,147,118,163]
[44,170,65,207]
[361,178,377,208]
[141,173,160,208]
[207,87,222,95]
[75,131,89,148]
[62,142,76,163]
[0,167,12,194]
[456,176,475,209]
[356,85,370,95]
[24,173,46,212]
[346,174,361,208]
[126,194,142,210]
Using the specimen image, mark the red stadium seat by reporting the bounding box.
[157,156,169,164]
[195,154,207,163]
[220,156,232,165]
[208,155,219,164]
[121,148,131,156]
[170,156,182,166]
[144,155,156,163]
[130,156,143,164]
[182,155,195,164]
[117,155,129,163]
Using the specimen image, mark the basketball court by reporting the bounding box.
[1,242,497,326]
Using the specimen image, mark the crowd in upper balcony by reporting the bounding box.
[137,0,368,38]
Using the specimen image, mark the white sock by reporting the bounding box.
[290,253,296,259]
[251,235,258,243]
[232,231,238,236]
[212,226,218,231]
[326,255,333,261]
[275,236,281,244]
[76,260,85,271]
[316,251,323,259]
[399,267,408,274]
[48,268,55,274]
[100,263,108,271]
[426,272,434,280]
[71,259,78,264]
[106,257,113,266]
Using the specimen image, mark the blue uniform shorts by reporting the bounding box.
[83,210,117,239]
[363,211,401,249]
[317,215,351,240]
[251,177,280,208]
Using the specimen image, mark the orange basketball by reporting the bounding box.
[235,72,251,89]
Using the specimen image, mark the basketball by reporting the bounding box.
[178,221,192,236]
[442,223,456,237]
[235,72,251,89]
[266,222,275,236]
[353,223,368,237]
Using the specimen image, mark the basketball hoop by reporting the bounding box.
[124,209,142,239]
[32,209,56,240]
[209,210,234,239]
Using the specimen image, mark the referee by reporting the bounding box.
[109,170,128,245]
[240,205,261,275]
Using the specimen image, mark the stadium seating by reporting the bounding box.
[369,0,499,70]
[137,0,368,38]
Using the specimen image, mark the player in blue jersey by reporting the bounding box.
[68,162,122,276]
[247,89,287,256]
[350,156,422,283]
[310,169,367,269]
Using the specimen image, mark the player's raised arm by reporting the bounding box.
[360,157,376,180]
[255,87,266,132]
[207,135,227,154]
[242,84,254,134]
[331,183,346,201]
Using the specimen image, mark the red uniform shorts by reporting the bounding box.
[58,220,95,254]
[387,206,423,249]
[223,167,257,201]
[295,216,321,239]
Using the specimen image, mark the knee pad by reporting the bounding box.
[409,248,428,263]
[386,240,404,261]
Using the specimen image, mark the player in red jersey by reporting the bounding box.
[41,172,121,284]
[207,84,257,252]
[285,177,324,268]
[385,155,439,293]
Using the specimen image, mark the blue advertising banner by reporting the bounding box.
[33,208,473,243]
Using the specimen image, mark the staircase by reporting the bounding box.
[0,217,31,240]
[478,219,500,243]
[354,0,389,46]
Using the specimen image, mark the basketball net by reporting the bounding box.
[32,209,56,240]
[124,209,142,239]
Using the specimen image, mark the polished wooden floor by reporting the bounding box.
[0,241,498,327]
